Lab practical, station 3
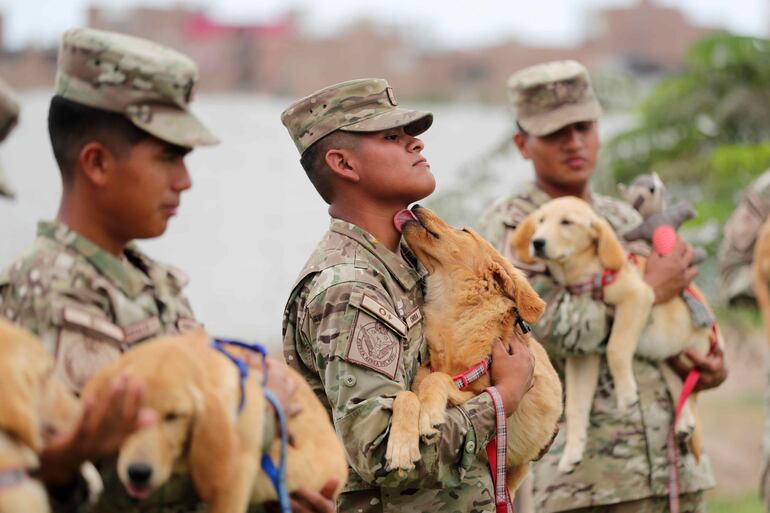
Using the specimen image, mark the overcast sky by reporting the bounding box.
[0,0,767,50]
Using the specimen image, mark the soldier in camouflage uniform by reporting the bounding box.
[718,170,770,306]
[280,78,536,513]
[0,28,333,513]
[0,76,20,198]
[477,61,726,513]
[718,170,770,511]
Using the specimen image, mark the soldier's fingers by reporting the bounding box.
[121,379,144,426]
[684,266,699,282]
[136,408,158,430]
[290,486,336,513]
[666,354,689,377]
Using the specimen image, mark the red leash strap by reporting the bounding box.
[484,387,514,513]
[667,368,703,513]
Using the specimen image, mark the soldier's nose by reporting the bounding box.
[532,238,546,256]
[127,462,153,485]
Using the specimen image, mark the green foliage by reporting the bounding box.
[607,34,770,225]
[708,493,764,513]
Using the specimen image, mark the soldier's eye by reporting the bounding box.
[164,412,180,422]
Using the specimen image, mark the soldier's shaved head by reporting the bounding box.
[300,131,360,205]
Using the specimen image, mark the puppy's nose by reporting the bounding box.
[532,238,546,256]
[127,462,153,485]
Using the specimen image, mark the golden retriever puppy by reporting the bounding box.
[0,319,81,513]
[511,196,718,472]
[385,206,562,493]
[752,216,770,345]
[82,328,347,513]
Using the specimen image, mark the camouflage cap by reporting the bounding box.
[507,60,602,136]
[280,78,433,155]
[55,28,218,148]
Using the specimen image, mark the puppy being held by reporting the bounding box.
[511,196,720,473]
[385,205,562,493]
[82,328,348,513]
[0,319,81,513]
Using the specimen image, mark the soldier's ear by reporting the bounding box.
[325,148,360,183]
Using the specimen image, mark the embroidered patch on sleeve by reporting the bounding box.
[347,310,402,380]
[405,306,422,329]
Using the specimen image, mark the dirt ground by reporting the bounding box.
[700,319,767,499]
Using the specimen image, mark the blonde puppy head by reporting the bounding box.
[510,196,625,272]
[398,205,544,324]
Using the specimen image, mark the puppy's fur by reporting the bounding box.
[511,196,718,472]
[0,319,81,513]
[385,206,562,493]
[82,329,347,513]
[752,216,770,345]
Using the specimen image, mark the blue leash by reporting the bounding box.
[211,338,291,513]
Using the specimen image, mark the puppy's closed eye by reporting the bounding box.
[560,219,572,226]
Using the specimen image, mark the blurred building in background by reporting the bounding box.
[0,0,724,101]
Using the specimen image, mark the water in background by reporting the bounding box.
[0,91,532,351]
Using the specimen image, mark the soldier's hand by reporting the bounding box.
[667,339,728,392]
[490,332,535,417]
[644,236,698,304]
[290,478,339,513]
[40,374,157,488]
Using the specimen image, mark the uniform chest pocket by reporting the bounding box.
[343,289,407,381]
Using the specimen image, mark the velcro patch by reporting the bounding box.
[124,317,161,345]
[359,294,407,337]
[62,307,124,343]
[347,311,402,380]
[405,306,422,329]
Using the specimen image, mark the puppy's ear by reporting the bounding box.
[188,387,237,501]
[591,217,626,271]
[491,260,546,323]
[510,215,537,264]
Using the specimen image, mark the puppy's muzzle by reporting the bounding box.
[127,462,153,487]
[532,238,547,258]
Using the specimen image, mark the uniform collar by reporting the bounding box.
[37,221,152,298]
[329,218,426,291]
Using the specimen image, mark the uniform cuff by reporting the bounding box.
[458,392,497,452]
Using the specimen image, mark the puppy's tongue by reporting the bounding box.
[127,485,152,500]
[394,209,418,233]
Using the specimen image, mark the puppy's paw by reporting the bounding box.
[418,404,447,443]
[674,412,696,441]
[615,390,639,412]
[385,428,421,471]
[558,443,585,473]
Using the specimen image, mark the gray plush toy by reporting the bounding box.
[618,172,706,264]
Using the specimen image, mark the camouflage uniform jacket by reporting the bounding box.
[718,169,770,305]
[0,221,209,513]
[283,218,500,513]
[477,182,715,512]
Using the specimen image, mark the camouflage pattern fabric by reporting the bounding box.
[0,221,220,513]
[506,61,602,137]
[0,75,19,143]
[283,218,499,513]
[718,169,770,306]
[0,75,20,198]
[56,28,218,148]
[280,78,433,155]
[477,181,715,512]
[567,491,704,513]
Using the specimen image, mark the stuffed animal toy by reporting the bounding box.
[618,172,706,264]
